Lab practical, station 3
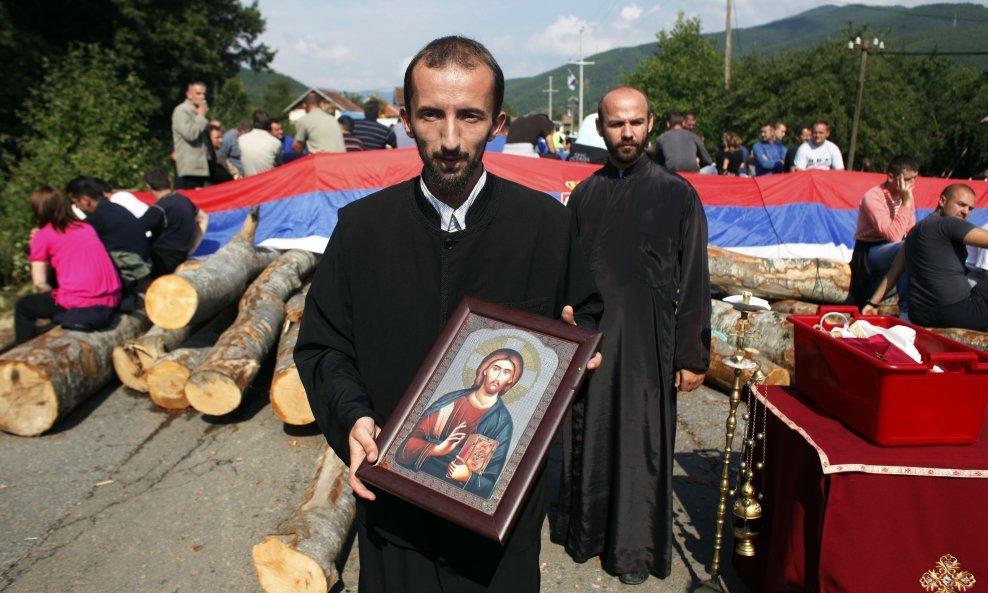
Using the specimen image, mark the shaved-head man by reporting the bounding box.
[793,120,845,171]
[865,184,988,330]
[553,86,711,586]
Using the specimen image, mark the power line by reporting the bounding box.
[883,50,988,56]
[830,3,988,24]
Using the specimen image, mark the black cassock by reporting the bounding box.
[552,157,711,578]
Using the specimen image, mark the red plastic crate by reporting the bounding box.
[789,306,988,446]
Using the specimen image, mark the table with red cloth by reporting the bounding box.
[735,386,988,593]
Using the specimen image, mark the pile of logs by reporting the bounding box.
[0,208,320,436]
[704,248,988,389]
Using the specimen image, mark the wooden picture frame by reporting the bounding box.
[355,296,602,543]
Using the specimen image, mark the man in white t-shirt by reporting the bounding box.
[239,110,282,176]
[794,120,845,171]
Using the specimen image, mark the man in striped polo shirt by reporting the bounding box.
[353,98,397,150]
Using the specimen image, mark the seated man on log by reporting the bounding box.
[847,155,919,310]
[140,167,209,277]
[65,176,152,297]
[864,183,988,331]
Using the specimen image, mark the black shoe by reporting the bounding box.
[620,572,649,585]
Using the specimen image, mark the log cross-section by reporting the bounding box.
[253,446,356,593]
[0,313,151,436]
[144,207,278,330]
[271,288,313,425]
[185,250,318,416]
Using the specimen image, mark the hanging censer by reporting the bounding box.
[694,291,771,593]
[732,368,768,557]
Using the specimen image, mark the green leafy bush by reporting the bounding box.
[0,45,164,284]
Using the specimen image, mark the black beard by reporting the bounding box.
[608,140,645,165]
[420,149,481,198]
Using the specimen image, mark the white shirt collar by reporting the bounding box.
[420,169,487,232]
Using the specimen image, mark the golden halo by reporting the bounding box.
[462,334,542,404]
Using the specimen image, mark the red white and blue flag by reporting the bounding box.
[144,150,988,262]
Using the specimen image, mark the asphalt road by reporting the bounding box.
[1,368,752,593]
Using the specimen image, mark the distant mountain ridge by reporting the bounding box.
[504,2,988,118]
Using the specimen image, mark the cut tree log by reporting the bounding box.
[271,288,313,425]
[253,445,355,593]
[707,341,791,392]
[285,284,309,324]
[186,250,318,416]
[113,325,196,393]
[145,207,278,330]
[711,299,794,372]
[927,327,988,354]
[708,245,850,304]
[146,308,238,409]
[0,313,151,436]
[770,299,899,317]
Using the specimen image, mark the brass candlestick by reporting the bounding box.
[694,292,770,593]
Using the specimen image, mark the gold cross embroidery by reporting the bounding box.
[920,555,976,592]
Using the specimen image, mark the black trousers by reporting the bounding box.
[175,175,208,190]
[150,248,188,277]
[14,292,65,344]
[911,278,988,330]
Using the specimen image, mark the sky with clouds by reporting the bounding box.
[254,0,953,93]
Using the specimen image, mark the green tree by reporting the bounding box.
[212,76,253,130]
[0,0,273,170]
[626,14,725,143]
[261,78,298,121]
[726,27,988,175]
[0,45,162,284]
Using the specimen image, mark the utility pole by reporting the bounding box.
[724,0,733,91]
[542,76,557,121]
[569,27,595,132]
[847,36,884,171]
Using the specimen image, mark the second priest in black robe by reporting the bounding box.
[552,88,711,580]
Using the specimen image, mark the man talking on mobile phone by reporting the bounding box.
[171,81,210,189]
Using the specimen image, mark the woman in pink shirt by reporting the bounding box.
[14,187,121,344]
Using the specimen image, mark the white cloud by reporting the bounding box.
[618,3,643,27]
[528,16,614,58]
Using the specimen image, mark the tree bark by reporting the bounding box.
[0,313,151,436]
[146,309,238,409]
[144,207,278,330]
[708,245,850,304]
[927,327,988,354]
[185,250,318,416]
[112,325,196,393]
[271,288,313,425]
[771,299,898,317]
[253,445,355,593]
[285,284,309,325]
[711,299,794,372]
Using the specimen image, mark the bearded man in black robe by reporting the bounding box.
[294,36,602,593]
[552,86,711,585]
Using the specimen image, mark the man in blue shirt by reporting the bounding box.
[66,176,151,291]
[751,121,786,176]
